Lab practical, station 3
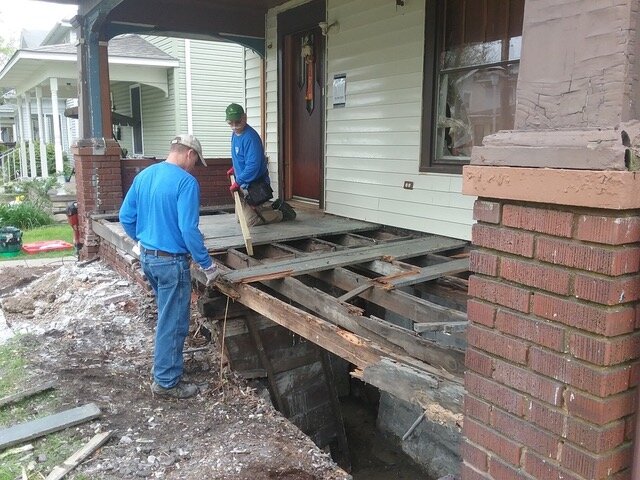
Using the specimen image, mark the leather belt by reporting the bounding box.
[141,246,188,258]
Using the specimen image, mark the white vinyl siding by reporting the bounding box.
[265,0,474,240]
[189,40,245,157]
[245,49,262,138]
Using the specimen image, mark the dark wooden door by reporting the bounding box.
[283,27,324,203]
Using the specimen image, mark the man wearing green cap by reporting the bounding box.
[225,103,296,226]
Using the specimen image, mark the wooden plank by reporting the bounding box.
[381,258,470,289]
[359,316,464,373]
[230,174,254,256]
[224,251,464,376]
[311,268,468,325]
[414,321,468,333]
[0,381,57,409]
[44,431,113,480]
[359,359,464,417]
[223,236,467,284]
[337,283,373,302]
[0,404,101,450]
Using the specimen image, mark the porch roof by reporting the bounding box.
[44,0,295,54]
[0,34,179,97]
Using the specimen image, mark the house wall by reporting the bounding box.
[17,97,70,151]
[265,0,475,241]
[115,36,245,159]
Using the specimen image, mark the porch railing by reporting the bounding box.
[0,147,21,183]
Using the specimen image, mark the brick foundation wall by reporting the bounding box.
[463,198,640,479]
[99,240,150,293]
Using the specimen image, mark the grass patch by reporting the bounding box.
[0,337,83,480]
[0,224,75,262]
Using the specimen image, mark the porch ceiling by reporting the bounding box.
[47,0,293,50]
[0,50,179,97]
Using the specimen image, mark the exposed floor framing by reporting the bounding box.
[95,208,469,442]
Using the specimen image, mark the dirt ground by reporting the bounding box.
[0,262,351,480]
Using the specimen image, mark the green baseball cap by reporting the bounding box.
[225,103,245,121]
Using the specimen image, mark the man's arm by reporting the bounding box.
[119,183,138,240]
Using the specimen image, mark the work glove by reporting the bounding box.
[203,265,220,286]
[229,181,240,193]
[132,240,141,257]
[226,167,235,177]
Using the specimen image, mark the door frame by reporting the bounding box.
[277,0,326,207]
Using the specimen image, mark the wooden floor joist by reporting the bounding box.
[223,249,465,375]
[223,236,466,284]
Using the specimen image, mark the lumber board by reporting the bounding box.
[223,236,467,284]
[45,431,112,480]
[230,174,254,256]
[414,321,468,333]
[224,251,464,376]
[360,358,464,416]
[0,381,57,409]
[0,403,101,450]
[311,268,467,325]
[382,258,469,289]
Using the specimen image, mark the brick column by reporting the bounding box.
[72,138,123,260]
[461,166,640,480]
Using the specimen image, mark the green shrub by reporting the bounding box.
[0,202,53,229]
[31,142,71,177]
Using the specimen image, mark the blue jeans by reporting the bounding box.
[141,253,191,388]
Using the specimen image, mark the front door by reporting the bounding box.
[279,1,325,206]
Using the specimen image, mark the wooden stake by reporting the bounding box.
[230,174,253,256]
[44,431,112,480]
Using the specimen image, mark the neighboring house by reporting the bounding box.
[0,20,246,177]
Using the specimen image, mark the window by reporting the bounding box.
[421,0,524,173]
[130,85,143,155]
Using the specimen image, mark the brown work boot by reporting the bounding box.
[151,381,198,399]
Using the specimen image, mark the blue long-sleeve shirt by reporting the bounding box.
[231,125,269,188]
[119,161,212,269]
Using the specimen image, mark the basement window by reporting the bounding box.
[421,0,525,174]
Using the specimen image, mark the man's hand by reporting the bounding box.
[132,241,141,257]
[229,181,240,193]
[203,265,220,286]
[226,167,235,177]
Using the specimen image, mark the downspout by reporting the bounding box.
[185,39,193,134]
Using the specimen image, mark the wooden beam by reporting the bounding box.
[379,258,470,289]
[230,174,254,256]
[272,240,468,326]
[311,268,467,325]
[414,321,468,333]
[0,404,101,450]
[223,250,464,376]
[359,358,464,420]
[44,431,113,480]
[0,381,56,409]
[223,236,466,284]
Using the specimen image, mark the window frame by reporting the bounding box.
[420,0,522,174]
[129,84,144,155]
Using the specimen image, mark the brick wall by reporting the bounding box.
[121,157,232,207]
[463,199,640,479]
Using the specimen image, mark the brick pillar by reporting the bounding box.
[72,138,123,260]
[461,166,640,480]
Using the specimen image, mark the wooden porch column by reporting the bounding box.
[35,87,48,178]
[461,2,640,479]
[50,78,64,186]
[23,92,36,178]
[72,5,120,260]
[15,96,27,178]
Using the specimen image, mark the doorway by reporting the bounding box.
[278,0,325,206]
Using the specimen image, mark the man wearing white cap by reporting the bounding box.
[119,134,219,399]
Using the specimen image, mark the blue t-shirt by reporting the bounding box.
[119,161,212,269]
[231,124,269,188]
